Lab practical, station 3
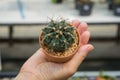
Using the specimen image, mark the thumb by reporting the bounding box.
[66,44,94,69]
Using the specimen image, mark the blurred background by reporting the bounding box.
[0,0,120,80]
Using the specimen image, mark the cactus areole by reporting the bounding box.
[40,20,79,57]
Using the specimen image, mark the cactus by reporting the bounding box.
[42,20,75,52]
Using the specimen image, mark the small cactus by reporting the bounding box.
[42,20,75,52]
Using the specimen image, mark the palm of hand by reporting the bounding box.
[19,20,93,80]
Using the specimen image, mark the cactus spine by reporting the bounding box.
[42,20,75,52]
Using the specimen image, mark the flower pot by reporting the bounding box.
[39,21,80,63]
[75,0,79,9]
[107,0,114,10]
[113,4,120,16]
[78,2,93,16]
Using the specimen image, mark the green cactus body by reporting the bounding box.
[42,20,75,52]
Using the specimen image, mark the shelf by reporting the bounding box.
[0,0,120,25]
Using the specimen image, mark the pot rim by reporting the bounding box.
[39,26,80,59]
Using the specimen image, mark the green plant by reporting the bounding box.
[114,0,120,4]
[42,20,75,52]
[98,71,116,80]
[52,0,58,3]
[52,0,62,3]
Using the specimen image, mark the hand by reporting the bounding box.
[15,20,94,80]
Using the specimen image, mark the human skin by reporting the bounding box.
[15,20,94,80]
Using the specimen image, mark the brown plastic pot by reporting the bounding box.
[39,27,80,63]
